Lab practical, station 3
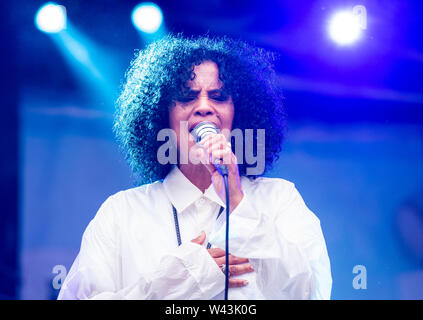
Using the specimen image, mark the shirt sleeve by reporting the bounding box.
[209,181,332,300]
[57,197,225,300]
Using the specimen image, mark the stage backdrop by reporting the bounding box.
[16,0,423,300]
[20,88,423,299]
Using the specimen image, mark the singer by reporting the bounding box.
[58,35,332,300]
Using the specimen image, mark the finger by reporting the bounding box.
[215,255,249,266]
[198,134,214,148]
[228,263,254,276]
[208,148,233,165]
[210,133,228,145]
[201,133,227,150]
[190,231,206,245]
[214,256,225,266]
[207,145,233,162]
[208,247,226,258]
[205,141,226,153]
[228,255,249,265]
[228,279,249,288]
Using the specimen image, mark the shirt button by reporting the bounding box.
[196,198,206,206]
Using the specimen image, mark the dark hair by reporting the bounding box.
[114,34,286,185]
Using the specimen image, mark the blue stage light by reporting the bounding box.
[131,3,163,33]
[35,2,67,33]
[328,11,362,45]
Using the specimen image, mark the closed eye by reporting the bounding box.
[211,95,229,102]
[208,90,229,102]
[176,96,196,103]
[175,89,229,103]
[176,90,199,103]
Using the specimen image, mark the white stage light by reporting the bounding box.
[131,3,163,34]
[328,10,362,45]
[35,2,67,34]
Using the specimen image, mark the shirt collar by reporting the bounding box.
[163,166,225,213]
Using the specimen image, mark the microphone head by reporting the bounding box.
[190,121,220,143]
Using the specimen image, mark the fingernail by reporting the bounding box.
[243,280,249,285]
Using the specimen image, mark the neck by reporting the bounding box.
[178,163,211,193]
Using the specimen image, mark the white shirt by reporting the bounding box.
[58,166,332,300]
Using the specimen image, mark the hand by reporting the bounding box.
[191,232,254,288]
[196,134,244,212]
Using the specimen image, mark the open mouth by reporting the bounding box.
[189,121,219,133]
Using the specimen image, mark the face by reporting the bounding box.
[169,60,235,164]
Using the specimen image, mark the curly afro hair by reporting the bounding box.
[114,34,286,185]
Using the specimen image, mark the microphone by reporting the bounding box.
[190,121,229,176]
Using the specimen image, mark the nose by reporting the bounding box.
[194,97,215,117]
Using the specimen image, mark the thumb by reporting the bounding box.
[191,231,206,245]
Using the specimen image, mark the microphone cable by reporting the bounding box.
[216,164,230,300]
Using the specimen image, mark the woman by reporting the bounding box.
[58,35,332,299]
